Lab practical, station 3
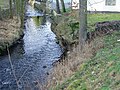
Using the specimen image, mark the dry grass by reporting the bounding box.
[0,17,22,53]
[45,37,104,89]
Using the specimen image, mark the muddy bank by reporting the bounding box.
[51,13,79,52]
[0,17,23,55]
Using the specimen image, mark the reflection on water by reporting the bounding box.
[32,16,46,26]
[33,16,42,26]
[24,17,56,55]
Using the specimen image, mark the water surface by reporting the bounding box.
[0,5,62,90]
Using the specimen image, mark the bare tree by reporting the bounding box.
[79,0,87,51]
[60,0,66,12]
[56,0,61,14]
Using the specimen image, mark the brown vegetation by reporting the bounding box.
[46,36,104,89]
[0,17,23,54]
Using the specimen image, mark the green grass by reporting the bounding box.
[52,30,120,90]
[88,13,120,24]
[88,13,120,31]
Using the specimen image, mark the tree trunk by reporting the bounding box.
[9,0,13,19]
[79,0,87,51]
[60,0,66,13]
[20,0,25,28]
[16,0,20,15]
[56,0,61,14]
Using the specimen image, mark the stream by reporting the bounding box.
[0,4,62,90]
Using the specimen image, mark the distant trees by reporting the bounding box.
[9,0,13,19]
[55,0,66,14]
[8,0,26,27]
[79,0,87,51]
[15,0,21,16]
[20,0,25,27]
[9,0,25,18]
[60,0,66,12]
[56,0,61,14]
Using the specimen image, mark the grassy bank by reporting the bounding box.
[51,30,120,90]
[48,11,120,90]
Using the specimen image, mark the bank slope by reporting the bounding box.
[53,30,120,90]
[0,17,23,55]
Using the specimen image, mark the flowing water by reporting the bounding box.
[0,5,62,90]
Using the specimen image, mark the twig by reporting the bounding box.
[17,65,31,83]
[7,46,19,88]
[7,46,32,87]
